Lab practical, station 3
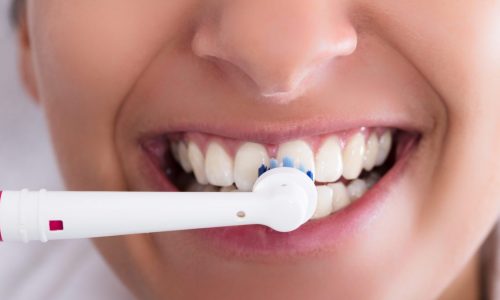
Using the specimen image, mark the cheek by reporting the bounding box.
[364,0,500,289]
[27,1,195,189]
[409,1,500,281]
[379,1,500,207]
[422,4,500,231]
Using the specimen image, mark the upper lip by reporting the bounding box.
[138,115,423,145]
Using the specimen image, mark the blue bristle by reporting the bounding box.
[258,164,268,177]
[269,159,278,169]
[282,156,294,168]
[306,170,314,181]
[298,164,306,172]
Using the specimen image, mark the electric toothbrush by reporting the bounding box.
[0,167,317,243]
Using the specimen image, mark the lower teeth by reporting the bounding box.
[161,129,397,221]
[183,169,382,220]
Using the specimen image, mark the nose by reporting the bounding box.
[192,0,357,101]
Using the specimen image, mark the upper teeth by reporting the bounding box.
[171,129,393,192]
[187,141,208,185]
[276,140,315,180]
[315,136,343,183]
[177,142,192,173]
[375,131,393,166]
[171,129,394,220]
[363,133,379,172]
[234,142,270,191]
[342,133,366,180]
[205,142,234,187]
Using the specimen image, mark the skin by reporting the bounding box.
[15,0,500,299]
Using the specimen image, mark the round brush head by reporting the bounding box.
[252,167,318,232]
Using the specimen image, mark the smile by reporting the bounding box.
[165,128,398,215]
[141,123,420,257]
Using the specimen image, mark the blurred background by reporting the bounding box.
[0,0,63,190]
[0,1,133,299]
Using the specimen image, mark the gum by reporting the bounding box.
[167,127,391,159]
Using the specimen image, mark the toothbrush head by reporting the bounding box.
[252,167,318,232]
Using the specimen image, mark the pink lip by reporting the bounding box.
[138,124,419,260]
[138,115,423,146]
[188,136,416,259]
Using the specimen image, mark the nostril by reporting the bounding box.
[191,3,358,102]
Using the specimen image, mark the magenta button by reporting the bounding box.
[49,220,64,231]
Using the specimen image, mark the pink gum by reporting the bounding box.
[168,127,391,158]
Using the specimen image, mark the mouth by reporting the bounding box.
[141,125,419,258]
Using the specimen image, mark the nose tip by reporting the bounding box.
[256,31,357,99]
[192,1,358,101]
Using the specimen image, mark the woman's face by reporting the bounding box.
[20,1,500,299]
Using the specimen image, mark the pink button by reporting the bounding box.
[49,220,64,231]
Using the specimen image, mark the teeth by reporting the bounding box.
[170,142,181,162]
[315,136,343,183]
[342,133,366,180]
[328,182,350,212]
[187,141,208,184]
[347,179,368,201]
[312,186,334,219]
[375,131,392,166]
[178,129,391,219]
[177,142,193,173]
[205,142,234,187]
[277,140,315,179]
[365,172,381,189]
[363,133,379,172]
[234,142,270,192]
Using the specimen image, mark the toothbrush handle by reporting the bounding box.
[0,190,271,242]
[0,167,317,242]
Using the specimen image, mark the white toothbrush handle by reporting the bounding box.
[0,168,317,243]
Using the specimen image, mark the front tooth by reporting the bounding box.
[375,131,393,166]
[277,140,315,179]
[347,179,368,201]
[315,136,343,182]
[328,182,350,212]
[177,142,193,173]
[363,134,379,172]
[205,142,234,187]
[312,185,334,219]
[187,141,208,184]
[234,142,270,191]
[342,133,366,180]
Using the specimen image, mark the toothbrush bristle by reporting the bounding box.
[258,164,268,177]
[256,158,315,182]
[282,157,294,168]
[269,159,278,169]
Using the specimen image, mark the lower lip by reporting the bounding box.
[189,138,416,259]
[144,135,418,260]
